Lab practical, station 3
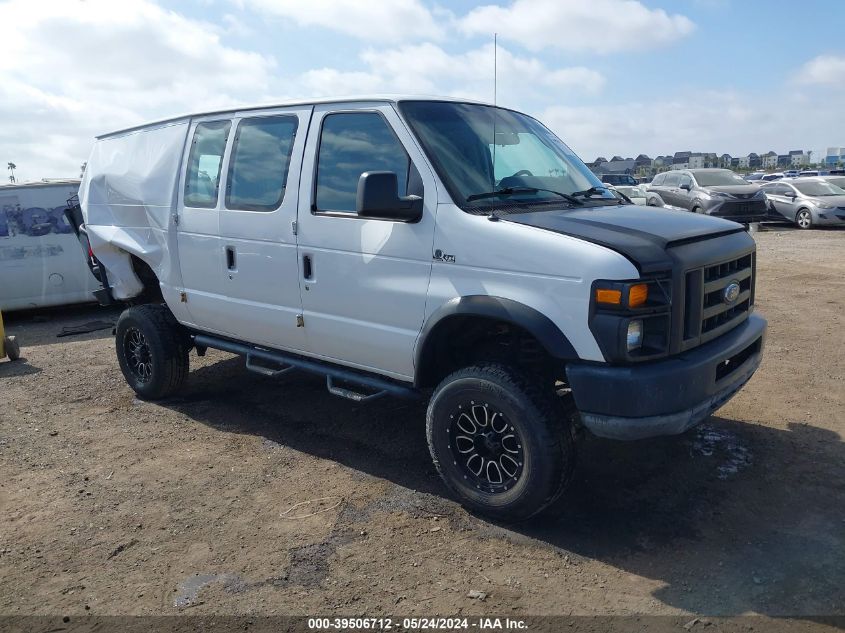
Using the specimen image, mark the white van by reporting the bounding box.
[76,96,766,519]
[0,180,100,311]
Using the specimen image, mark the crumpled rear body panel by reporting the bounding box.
[79,121,189,299]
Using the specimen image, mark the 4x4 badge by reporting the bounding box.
[433,249,456,263]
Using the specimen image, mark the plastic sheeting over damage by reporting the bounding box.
[79,121,189,299]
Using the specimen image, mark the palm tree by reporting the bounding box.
[7,162,16,183]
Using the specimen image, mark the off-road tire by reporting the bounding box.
[426,363,576,521]
[115,304,189,400]
[4,336,20,361]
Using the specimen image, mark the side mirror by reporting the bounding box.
[356,171,423,222]
[680,183,691,191]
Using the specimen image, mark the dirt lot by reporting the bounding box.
[1,225,843,619]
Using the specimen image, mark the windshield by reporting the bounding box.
[826,177,845,189]
[695,171,749,186]
[399,101,612,208]
[794,181,845,196]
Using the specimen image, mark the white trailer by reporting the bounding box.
[0,180,100,311]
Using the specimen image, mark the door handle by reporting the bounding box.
[302,255,313,280]
[225,246,236,271]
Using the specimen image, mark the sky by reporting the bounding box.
[2,0,844,181]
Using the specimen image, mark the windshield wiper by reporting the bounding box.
[466,186,583,205]
[570,185,614,199]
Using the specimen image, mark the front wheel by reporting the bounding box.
[795,208,813,229]
[115,305,189,399]
[426,363,576,521]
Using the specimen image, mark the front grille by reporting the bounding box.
[718,199,766,217]
[683,252,755,347]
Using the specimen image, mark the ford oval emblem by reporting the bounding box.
[723,281,741,304]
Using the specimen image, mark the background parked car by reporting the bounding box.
[600,173,639,186]
[744,172,766,183]
[761,172,784,182]
[819,174,845,189]
[647,168,768,222]
[760,177,845,229]
[783,170,800,178]
[799,170,820,177]
[612,184,666,207]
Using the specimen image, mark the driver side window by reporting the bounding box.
[679,174,692,189]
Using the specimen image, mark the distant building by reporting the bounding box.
[688,152,705,169]
[762,151,777,169]
[594,158,636,175]
[738,155,750,168]
[777,154,790,168]
[748,153,761,169]
[634,154,652,171]
[720,153,732,167]
[673,151,691,169]
[825,147,844,166]
[789,150,808,166]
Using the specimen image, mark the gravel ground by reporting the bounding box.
[1,225,843,619]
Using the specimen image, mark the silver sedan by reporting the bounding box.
[760,178,845,229]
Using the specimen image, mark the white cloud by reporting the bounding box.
[235,0,443,42]
[0,0,276,179]
[796,54,845,87]
[539,90,841,163]
[299,43,605,103]
[458,0,695,53]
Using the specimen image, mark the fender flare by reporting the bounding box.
[413,295,579,387]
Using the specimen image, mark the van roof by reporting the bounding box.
[97,94,490,139]
[0,179,81,189]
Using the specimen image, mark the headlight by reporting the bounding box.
[753,189,766,199]
[590,278,672,362]
[705,191,731,199]
[626,320,643,351]
[817,201,834,209]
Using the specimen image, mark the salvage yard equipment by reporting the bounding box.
[0,310,20,361]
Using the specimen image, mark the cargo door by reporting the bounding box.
[215,106,311,352]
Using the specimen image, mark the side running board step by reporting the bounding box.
[326,376,386,403]
[192,333,418,401]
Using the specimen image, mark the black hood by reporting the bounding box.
[502,204,746,273]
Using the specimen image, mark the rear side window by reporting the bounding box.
[184,120,231,209]
[315,112,409,214]
[226,116,298,212]
[679,174,693,188]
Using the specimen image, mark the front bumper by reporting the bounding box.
[706,198,768,223]
[566,314,766,440]
[813,208,845,225]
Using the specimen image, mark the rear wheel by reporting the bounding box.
[426,363,576,521]
[115,305,189,399]
[692,205,704,214]
[795,208,813,229]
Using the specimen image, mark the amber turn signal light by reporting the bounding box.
[628,283,648,308]
[595,288,622,305]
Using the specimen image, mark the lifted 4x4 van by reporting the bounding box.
[74,96,766,520]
